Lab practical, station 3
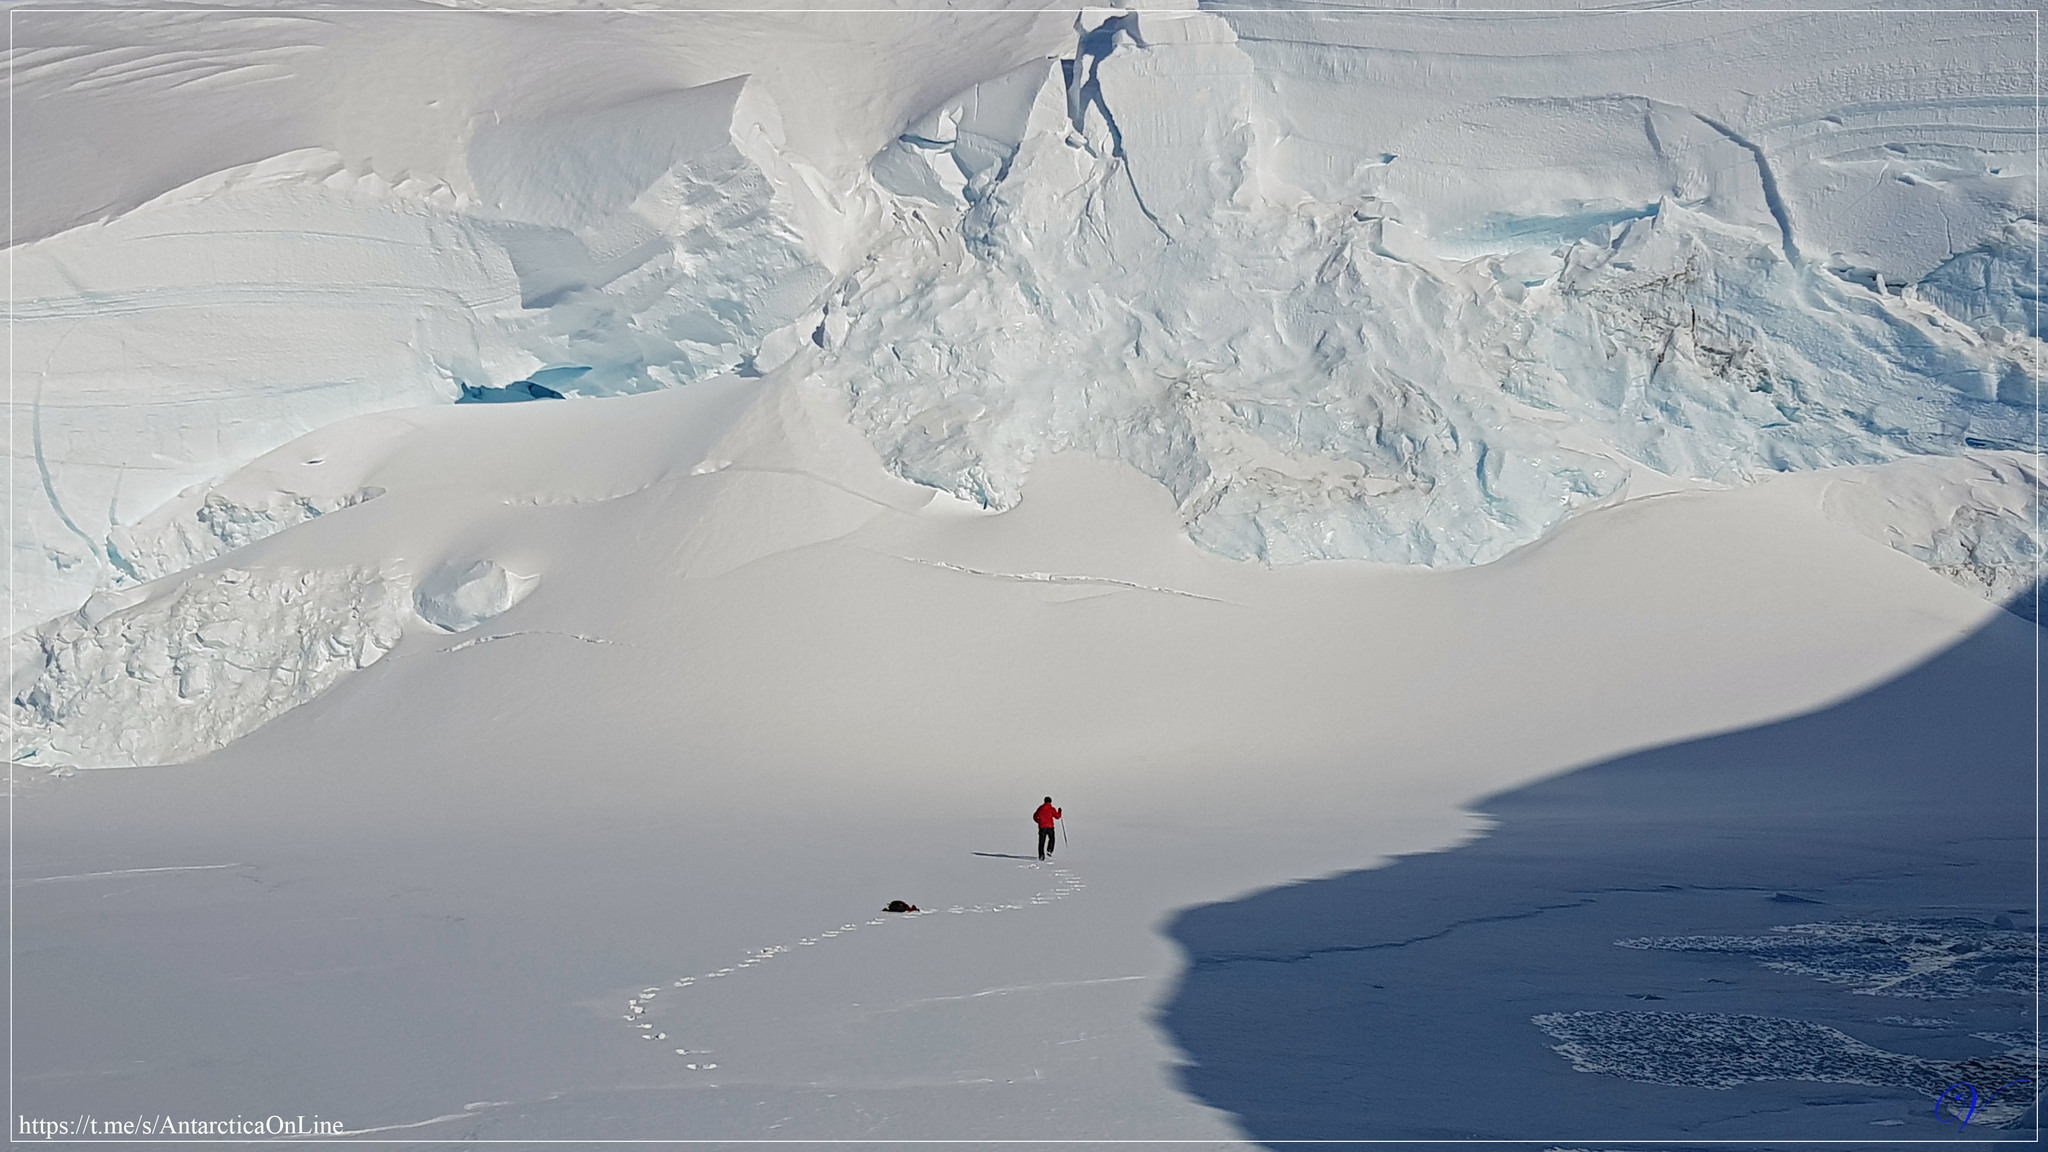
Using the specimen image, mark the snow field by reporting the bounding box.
[4,3,2041,1140]
[619,863,1085,1072]
[8,434,2017,1137]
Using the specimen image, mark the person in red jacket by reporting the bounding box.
[1034,797,1062,861]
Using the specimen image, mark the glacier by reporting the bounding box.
[11,564,406,769]
[7,6,2043,1140]
[829,8,2036,566]
[6,4,2042,768]
[8,80,834,626]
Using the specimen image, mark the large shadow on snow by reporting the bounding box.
[1162,599,2041,1146]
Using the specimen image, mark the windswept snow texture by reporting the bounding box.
[1617,920,2034,999]
[1532,1010,2035,1125]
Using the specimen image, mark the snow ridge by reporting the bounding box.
[9,75,835,627]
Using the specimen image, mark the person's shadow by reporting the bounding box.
[972,852,1039,860]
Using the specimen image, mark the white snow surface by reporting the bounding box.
[9,4,1075,624]
[8,4,2039,624]
[413,558,539,633]
[832,7,2036,567]
[12,383,2023,1137]
[4,4,2042,1139]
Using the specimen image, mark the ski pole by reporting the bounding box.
[1059,816,1068,847]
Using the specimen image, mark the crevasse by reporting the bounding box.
[7,7,2041,769]
[827,9,2036,566]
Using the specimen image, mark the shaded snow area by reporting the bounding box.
[5,2,2041,1146]
[1615,920,2034,1000]
[1532,1011,2032,1125]
[1164,614,2037,1139]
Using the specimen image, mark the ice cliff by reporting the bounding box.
[8,5,2041,766]
[11,73,839,626]
[829,9,2035,566]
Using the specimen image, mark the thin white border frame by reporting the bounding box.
[4,2,2040,1144]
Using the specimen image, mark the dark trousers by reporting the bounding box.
[1037,826,1057,859]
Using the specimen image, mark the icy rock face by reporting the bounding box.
[829,11,2038,566]
[11,567,406,769]
[1517,209,2032,477]
[869,58,1063,210]
[7,8,2042,767]
[13,8,2039,621]
[413,560,540,633]
[836,14,1624,566]
[7,151,524,626]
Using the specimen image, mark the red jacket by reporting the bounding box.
[1034,803,1062,828]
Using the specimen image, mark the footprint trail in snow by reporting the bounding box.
[617,862,1084,1066]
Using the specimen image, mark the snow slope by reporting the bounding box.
[8,4,1074,625]
[12,375,2022,1138]
[9,5,2039,634]
[4,2,2041,1141]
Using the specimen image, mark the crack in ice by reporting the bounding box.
[888,555,1233,604]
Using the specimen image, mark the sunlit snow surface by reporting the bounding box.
[834,11,2035,568]
[5,5,2041,765]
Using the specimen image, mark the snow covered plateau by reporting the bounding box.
[6,1,2041,1144]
